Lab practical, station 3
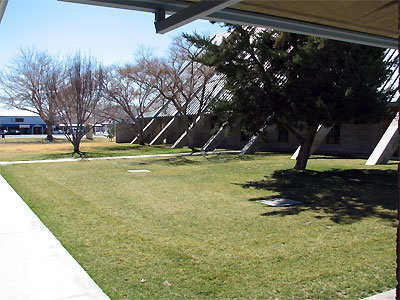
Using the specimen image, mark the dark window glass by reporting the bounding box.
[327,125,340,144]
[15,118,24,122]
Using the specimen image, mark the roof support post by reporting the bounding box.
[154,0,242,34]
[291,125,333,160]
[154,7,165,23]
[239,134,260,155]
[149,115,178,146]
[366,113,399,165]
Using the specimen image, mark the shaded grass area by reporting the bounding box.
[0,154,397,299]
[0,137,190,161]
[241,168,397,224]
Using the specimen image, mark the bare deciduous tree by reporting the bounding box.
[54,53,105,155]
[139,36,223,150]
[0,48,62,141]
[104,64,159,145]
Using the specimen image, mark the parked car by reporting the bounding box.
[7,129,21,135]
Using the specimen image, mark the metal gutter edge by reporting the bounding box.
[59,0,397,49]
[0,0,8,24]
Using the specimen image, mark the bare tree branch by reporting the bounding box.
[0,48,62,141]
[103,63,160,145]
[54,53,106,154]
[137,36,223,150]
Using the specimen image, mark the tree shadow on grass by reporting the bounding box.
[239,168,397,224]
[43,145,164,160]
[153,156,203,166]
[204,153,255,163]
[308,155,353,160]
[95,145,134,152]
[95,145,151,152]
[2,138,67,144]
[155,153,255,166]
[43,151,92,159]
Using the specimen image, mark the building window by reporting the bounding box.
[15,118,24,122]
[327,125,340,144]
[278,126,289,143]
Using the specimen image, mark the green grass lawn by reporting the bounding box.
[0,153,397,299]
[0,137,191,161]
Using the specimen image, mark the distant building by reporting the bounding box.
[0,109,46,134]
[58,123,107,135]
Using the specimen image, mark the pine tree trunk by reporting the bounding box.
[294,126,318,170]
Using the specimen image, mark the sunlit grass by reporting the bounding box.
[0,154,396,299]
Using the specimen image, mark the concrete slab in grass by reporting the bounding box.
[128,169,151,173]
[362,289,395,300]
[257,198,302,207]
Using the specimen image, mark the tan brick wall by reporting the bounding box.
[116,123,136,143]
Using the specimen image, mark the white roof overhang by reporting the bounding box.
[60,0,397,49]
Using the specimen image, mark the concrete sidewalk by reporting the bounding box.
[363,290,395,300]
[0,174,110,300]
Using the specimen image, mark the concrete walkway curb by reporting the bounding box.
[0,150,241,166]
[0,174,111,300]
[362,289,395,300]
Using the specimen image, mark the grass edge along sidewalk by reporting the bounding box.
[0,173,110,300]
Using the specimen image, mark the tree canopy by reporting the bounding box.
[104,63,159,145]
[186,26,395,169]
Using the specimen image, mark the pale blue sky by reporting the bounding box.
[0,0,227,69]
[0,0,227,113]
